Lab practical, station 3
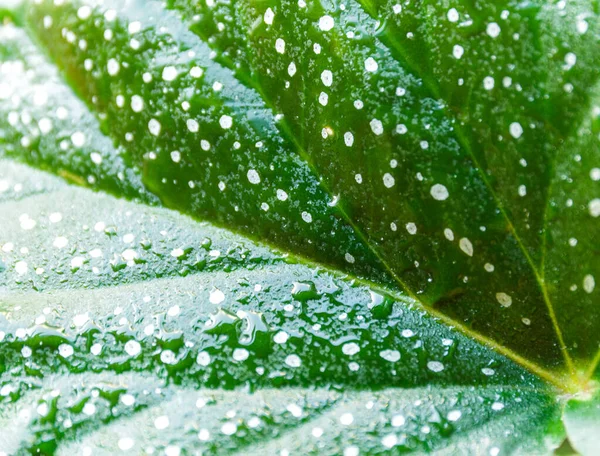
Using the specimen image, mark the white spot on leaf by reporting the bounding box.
[431,184,449,201]
[459,238,473,256]
[496,292,512,307]
[318,15,334,31]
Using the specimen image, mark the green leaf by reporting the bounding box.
[10,0,600,377]
[0,160,562,453]
[0,0,599,452]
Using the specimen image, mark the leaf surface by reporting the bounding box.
[0,0,599,452]
[0,160,562,454]
[7,0,598,378]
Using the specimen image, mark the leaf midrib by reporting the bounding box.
[0,216,571,394]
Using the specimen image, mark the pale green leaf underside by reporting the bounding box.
[564,391,600,456]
